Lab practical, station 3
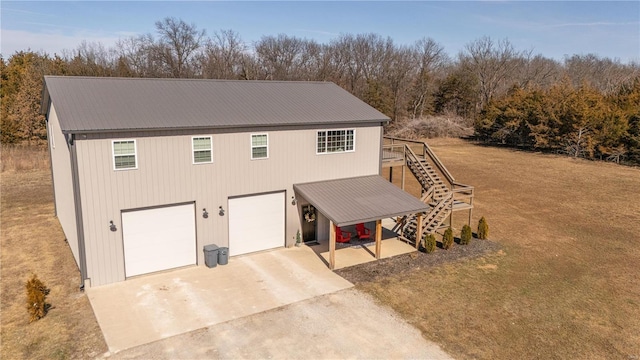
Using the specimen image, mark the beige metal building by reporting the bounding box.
[44,76,433,287]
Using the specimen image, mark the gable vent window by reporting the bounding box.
[251,134,268,159]
[316,129,355,154]
[192,136,213,164]
[112,140,137,170]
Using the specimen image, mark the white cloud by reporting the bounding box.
[0,29,127,57]
[544,21,640,28]
[294,29,340,37]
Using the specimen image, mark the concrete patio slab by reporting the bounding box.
[319,239,416,269]
[311,218,417,269]
[87,246,353,353]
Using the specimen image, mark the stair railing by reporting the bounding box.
[404,144,441,190]
[422,143,455,185]
[422,192,454,233]
[420,186,435,204]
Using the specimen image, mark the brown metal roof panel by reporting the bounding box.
[43,77,389,132]
[293,175,430,227]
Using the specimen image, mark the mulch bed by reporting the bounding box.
[335,238,502,284]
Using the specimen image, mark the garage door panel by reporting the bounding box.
[229,192,284,256]
[122,204,196,278]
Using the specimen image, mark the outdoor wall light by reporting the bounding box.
[202,208,209,219]
[291,196,297,206]
[218,206,225,216]
[109,220,117,232]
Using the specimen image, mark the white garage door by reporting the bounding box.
[229,192,285,256]
[122,203,196,278]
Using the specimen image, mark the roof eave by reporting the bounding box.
[61,118,389,135]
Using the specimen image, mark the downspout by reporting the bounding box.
[378,122,385,176]
[45,102,57,216]
[69,134,88,291]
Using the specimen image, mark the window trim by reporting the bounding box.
[316,129,356,155]
[112,139,138,171]
[48,121,55,149]
[250,133,269,160]
[191,136,213,164]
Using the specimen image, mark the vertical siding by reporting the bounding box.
[76,125,381,286]
[48,105,80,266]
[317,212,329,242]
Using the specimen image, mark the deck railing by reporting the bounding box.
[382,135,475,211]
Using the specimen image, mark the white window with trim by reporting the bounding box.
[316,129,355,154]
[48,121,55,149]
[251,134,268,159]
[112,139,137,170]
[192,136,212,164]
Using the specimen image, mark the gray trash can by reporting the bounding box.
[203,244,219,268]
[217,247,229,265]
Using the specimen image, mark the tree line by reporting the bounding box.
[2,17,639,164]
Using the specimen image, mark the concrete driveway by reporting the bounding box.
[110,288,452,360]
[90,245,451,359]
[88,246,352,353]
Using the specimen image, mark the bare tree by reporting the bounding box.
[408,38,448,119]
[155,17,206,77]
[254,34,307,80]
[564,54,640,94]
[517,53,561,89]
[461,36,522,114]
[116,34,164,77]
[563,126,592,158]
[200,29,246,79]
[384,46,416,120]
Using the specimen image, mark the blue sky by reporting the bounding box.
[2,1,639,63]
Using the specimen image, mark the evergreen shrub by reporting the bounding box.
[442,227,454,250]
[478,217,489,240]
[460,225,472,245]
[26,274,49,322]
[423,233,437,253]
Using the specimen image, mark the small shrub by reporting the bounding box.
[423,233,437,253]
[460,225,472,245]
[477,216,489,240]
[442,227,454,250]
[26,274,49,322]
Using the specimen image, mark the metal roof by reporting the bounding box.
[293,175,430,227]
[42,76,390,133]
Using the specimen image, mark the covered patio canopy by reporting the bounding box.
[293,175,431,269]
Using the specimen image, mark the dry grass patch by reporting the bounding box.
[1,144,50,173]
[1,167,107,359]
[363,139,640,359]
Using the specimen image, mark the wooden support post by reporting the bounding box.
[450,200,454,228]
[329,220,336,270]
[401,165,406,191]
[415,213,423,249]
[389,167,393,183]
[375,220,382,259]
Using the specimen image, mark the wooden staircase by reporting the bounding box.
[384,136,474,246]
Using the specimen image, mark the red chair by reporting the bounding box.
[335,226,351,243]
[355,223,371,239]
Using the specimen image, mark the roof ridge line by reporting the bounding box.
[44,75,333,84]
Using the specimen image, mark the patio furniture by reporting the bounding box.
[335,226,351,243]
[355,223,371,239]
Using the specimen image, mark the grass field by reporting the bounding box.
[1,148,107,359]
[1,141,639,359]
[363,139,640,359]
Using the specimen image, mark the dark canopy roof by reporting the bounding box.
[42,76,389,133]
[293,175,430,227]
